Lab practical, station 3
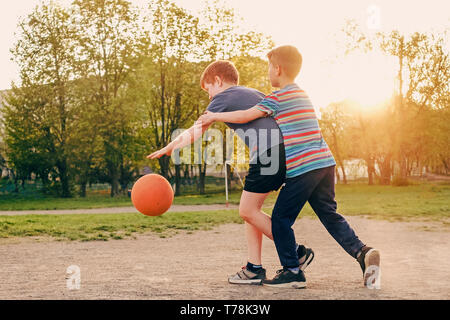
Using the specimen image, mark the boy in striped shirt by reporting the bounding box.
[149,60,315,286]
[198,45,381,289]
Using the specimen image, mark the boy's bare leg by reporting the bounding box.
[239,191,273,240]
[239,191,274,265]
[245,222,263,265]
[228,191,271,285]
[229,190,315,284]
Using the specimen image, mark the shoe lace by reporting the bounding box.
[275,269,285,277]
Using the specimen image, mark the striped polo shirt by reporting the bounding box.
[255,83,336,178]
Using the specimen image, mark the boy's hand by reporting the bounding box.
[196,111,216,126]
[147,146,173,159]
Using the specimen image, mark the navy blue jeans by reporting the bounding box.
[272,166,365,268]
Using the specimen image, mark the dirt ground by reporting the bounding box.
[0,216,449,300]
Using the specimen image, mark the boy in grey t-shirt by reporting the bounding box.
[148,60,314,284]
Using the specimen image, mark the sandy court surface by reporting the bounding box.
[0,216,449,300]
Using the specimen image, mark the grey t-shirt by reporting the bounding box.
[206,86,282,161]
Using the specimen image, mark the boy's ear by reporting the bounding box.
[214,75,223,87]
[276,64,282,77]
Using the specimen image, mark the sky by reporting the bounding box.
[1,0,449,109]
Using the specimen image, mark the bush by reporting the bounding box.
[392,175,410,186]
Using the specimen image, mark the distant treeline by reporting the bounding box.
[0,1,448,198]
[0,0,273,197]
[320,22,449,185]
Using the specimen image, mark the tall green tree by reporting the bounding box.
[6,2,76,197]
[135,0,204,184]
[72,0,141,196]
[379,31,450,183]
[320,102,353,184]
[341,21,450,183]
[198,0,274,192]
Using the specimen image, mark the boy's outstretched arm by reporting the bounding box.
[147,122,211,159]
[198,107,267,125]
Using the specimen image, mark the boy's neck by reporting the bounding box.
[218,82,237,95]
[277,77,296,89]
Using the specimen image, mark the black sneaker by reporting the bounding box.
[228,266,266,285]
[297,245,314,271]
[357,246,381,288]
[262,268,307,289]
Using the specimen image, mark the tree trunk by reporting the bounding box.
[159,157,170,179]
[110,169,120,197]
[58,159,71,198]
[12,172,19,193]
[78,161,91,197]
[339,164,347,184]
[60,174,71,198]
[441,156,449,175]
[331,130,347,184]
[79,182,87,198]
[183,164,191,185]
[119,161,132,195]
[174,164,181,196]
[400,157,408,178]
[395,39,408,182]
[191,165,197,186]
[367,158,375,185]
[335,167,341,183]
[182,165,188,185]
[198,163,206,195]
[378,156,392,185]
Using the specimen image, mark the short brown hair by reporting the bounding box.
[267,45,302,78]
[200,60,239,89]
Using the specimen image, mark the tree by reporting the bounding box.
[340,21,450,183]
[198,0,274,193]
[320,102,353,184]
[0,92,9,179]
[4,85,56,192]
[68,80,103,197]
[129,0,207,197]
[3,0,278,198]
[379,31,450,183]
[7,2,77,197]
[72,0,142,197]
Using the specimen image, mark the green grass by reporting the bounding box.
[293,182,450,222]
[0,187,244,211]
[0,182,448,242]
[0,210,243,241]
[5,182,447,212]
[180,182,450,222]
[0,194,133,211]
[0,176,238,210]
[0,191,244,210]
[172,191,243,205]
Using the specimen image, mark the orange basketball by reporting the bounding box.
[131,174,174,216]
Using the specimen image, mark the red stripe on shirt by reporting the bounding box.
[278,109,316,118]
[278,90,304,96]
[283,130,321,140]
[286,148,331,165]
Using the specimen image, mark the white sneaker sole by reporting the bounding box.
[363,249,381,289]
[262,281,307,289]
[228,278,262,285]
